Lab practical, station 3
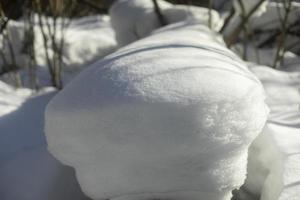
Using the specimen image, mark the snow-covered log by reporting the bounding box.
[45,21,268,200]
[109,0,223,47]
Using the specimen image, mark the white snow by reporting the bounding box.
[0,81,32,116]
[232,44,300,72]
[0,89,90,200]
[45,21,268,200]
[109,0,223,47]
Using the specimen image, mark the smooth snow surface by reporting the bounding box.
[45,21,268,200]
[0,91,55,163]
[110,0,223,47]
[0,90,90,200]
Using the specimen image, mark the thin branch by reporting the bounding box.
[224,0,267,47]
[77,0,107,13]
[272,0,292,68]
[208,0,213,29]
[152,0,167,26]
[220,6,235,33]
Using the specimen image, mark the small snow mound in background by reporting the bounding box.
[110,0,223,47]
[1,15,117,75]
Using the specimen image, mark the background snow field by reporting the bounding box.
[0,0,300,200]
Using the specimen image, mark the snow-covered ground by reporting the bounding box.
[0,0,300,200]
[1,14,117,88]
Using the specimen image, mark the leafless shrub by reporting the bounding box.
[273,0,293,68]
[223,0,267,47]
[0,2,22,87]
[33,0,76,89]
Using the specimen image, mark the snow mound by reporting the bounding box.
[109,0,222,47]
[244,117,300,200]
[45,21,268,200]
[250,65,300,113]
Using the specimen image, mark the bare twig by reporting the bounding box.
[224,0,267,47]
[220,6,235,33]
[273,0,292,68]
[152,0,167,26]
[208,0,213,29]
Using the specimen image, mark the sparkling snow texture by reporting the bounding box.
[45,21,268,200]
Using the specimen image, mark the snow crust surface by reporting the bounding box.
[45,21,268,200]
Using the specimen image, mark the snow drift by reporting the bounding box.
[45,20,268,200]
[233,65,300,200]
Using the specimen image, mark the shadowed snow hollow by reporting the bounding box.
[45,22,268,200]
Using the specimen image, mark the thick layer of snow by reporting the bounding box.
[45,21,268,200]
[244,117,300,200]
[110,0,223,47]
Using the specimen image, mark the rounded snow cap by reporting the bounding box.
[45,22,268,200]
